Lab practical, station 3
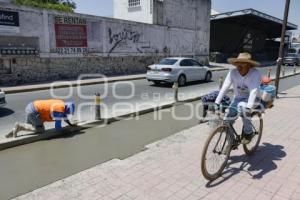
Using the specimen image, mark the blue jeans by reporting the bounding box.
[224,98,253,134]
[25,103,45,132]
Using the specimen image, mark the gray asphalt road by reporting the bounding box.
[0,66,298,137]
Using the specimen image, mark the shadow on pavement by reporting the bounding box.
[49,127,86,139]
[206,143,286,188]
[0,107,14,118]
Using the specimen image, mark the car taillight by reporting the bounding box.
[161,68,172,72]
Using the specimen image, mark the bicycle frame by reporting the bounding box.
[202,110,263,181]
[212,112,260,154]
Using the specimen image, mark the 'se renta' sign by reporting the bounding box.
[54,16,86,25]
[54,16,87,49]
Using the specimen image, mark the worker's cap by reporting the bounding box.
[261,76,272,84]
[65,102,75,115]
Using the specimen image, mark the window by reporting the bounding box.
[128,0,140,7]
[191,60,203,67]
[159,59,177,65]
[180,59,192,67]
[288,49,296,54]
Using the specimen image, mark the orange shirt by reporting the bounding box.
[33,99,65,122]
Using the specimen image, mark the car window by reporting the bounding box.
[158,59,178,65]
[180,59,192,67]
[288,49,296,54]
[191,60,203,67]
[298,49,300,54]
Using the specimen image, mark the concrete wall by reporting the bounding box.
[163,0,211,30]
[152,0,164,25]
[0,0,211,86]
[0,6,46,51]
[0,56,162,85]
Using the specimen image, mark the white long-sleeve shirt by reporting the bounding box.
[215,68,262,109]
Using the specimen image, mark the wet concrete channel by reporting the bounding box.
[0,101,204,200]
[1,73,300,200]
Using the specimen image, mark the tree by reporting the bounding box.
[12,0,76,12]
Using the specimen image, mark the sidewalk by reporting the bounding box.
[2,67,227,94]
[1,74,146,94]
[14,85,300,200]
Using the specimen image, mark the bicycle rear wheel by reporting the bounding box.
[243,112,263,155]
[201,125,231,181]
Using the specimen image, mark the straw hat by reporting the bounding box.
[227,53,260,67]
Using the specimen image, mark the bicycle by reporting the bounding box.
[201,106,263,181]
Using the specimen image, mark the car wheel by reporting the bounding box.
[153,81,161,85]
[205,72,212,82]
[178,75,186,87]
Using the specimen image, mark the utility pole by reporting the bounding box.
[275,0,291,97]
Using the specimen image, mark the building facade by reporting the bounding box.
[293,35,300,43]
[114,0,211,30]
[114,0,158,24]
[0,0,211,85]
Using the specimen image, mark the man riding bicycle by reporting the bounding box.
[215,53,262,145]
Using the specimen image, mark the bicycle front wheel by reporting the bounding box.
[243,112,263,155]
[201,125,231,181]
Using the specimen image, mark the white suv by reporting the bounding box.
[0,89,6,107]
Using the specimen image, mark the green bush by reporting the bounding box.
[12,0,75,12]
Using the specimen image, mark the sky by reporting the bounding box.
[73,0,300,35]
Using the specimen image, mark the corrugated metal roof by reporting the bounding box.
[211,9,297,30]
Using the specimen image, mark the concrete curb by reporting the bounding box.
[3,75,146,94]
[3,68,228,94]
[0,129,76,151]
[274,71,300,80]
[210,68,230,72]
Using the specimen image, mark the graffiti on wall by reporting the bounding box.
[108,27,140,53]
[108,26,158,55]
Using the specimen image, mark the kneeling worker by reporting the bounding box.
[6,99,77,138]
